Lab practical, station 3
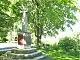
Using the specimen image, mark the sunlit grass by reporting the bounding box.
[45,50,79,60]
[37,46,79,60]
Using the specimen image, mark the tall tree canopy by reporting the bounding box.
[0,0,79,44]
[0,0,18,39]
[0,0,12,39]
[12,0,78,45]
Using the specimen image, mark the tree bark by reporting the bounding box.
[32,0,43,46]
[35,24,43,46]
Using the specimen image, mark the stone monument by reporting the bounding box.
[0,5,51,60]
[21,5,31,48]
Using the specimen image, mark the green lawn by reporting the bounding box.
[41,49,80,60]
[37,46,80,60]
[45,50,79,60]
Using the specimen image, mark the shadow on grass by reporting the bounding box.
[36,46,79,60]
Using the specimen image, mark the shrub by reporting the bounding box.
[2,38,8,42]
[0,51,7,56]
[51,44,59,50]
[58,37,77,51]
[69,49,79,57]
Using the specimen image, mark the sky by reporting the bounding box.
[41,17,80,44]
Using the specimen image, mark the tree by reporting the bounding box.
[0,0,19,39]
[0,0,11,39]
[11,0,78,45]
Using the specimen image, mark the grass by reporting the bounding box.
[37,46,80,60]
[44,50,79,60]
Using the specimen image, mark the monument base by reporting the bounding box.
[0,48,51,60]
[17,32,32,49]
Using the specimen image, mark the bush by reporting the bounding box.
[39,43,59,51]
[58,37,77,51]
[51,44,59,50]
[2,38,8,42]
[69,49,80,57]
[0,51,7,56]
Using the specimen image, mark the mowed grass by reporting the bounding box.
[37,46,80,60]
[44,50,79,60]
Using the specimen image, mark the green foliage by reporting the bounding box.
[0,0,20,39]
[36,43,59,51]
[58,37,77,51]
[0,0,79,44]
[0,0,12,28]
[51,44,59,50]
[10,0,78,45]
[45,44,59,50]
[0,51,7,56]
[73,33,80,50]
[2,38,8,42]
[69,49,79,57]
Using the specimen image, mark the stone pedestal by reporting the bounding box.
[17,32,31,49]
[0,48,51,60]
[24,32,31,48]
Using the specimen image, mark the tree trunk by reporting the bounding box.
[32,0,43,46]
[35,24,43,46]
